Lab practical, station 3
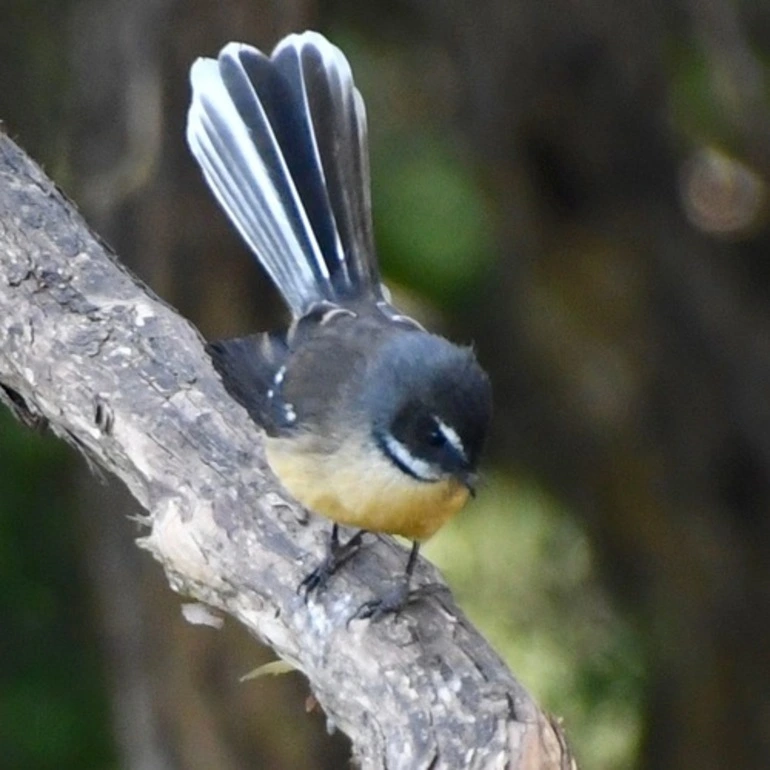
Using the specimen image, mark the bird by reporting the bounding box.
[186,31,492,619]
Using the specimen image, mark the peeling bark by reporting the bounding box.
[0,131,576,770]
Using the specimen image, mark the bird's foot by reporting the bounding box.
[299,528,364,598]
[349,581,447,624]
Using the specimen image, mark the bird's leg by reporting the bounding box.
[350,541,445,622]
[299,523,366,597]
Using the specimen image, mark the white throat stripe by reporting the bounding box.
[382,434,440,482]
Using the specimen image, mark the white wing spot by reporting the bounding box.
[319,307,356,326]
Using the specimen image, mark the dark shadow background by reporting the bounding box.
[2,1,770,768]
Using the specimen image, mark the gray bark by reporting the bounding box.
[0,131,576,770]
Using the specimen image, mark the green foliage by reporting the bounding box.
[337,30,495,307]
[372,133,495,304]
[668,34,770,155]
[0,412,114,770]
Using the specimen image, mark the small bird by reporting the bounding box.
[186,31,491,619]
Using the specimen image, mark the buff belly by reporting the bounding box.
[265,435,470,541]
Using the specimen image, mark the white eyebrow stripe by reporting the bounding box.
[433,417,466,459]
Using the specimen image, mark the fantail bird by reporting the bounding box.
[186,31,492,619]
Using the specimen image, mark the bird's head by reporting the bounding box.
[360,332,492,491]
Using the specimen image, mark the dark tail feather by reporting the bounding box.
[271,34,377,297]
[187,32,381,317]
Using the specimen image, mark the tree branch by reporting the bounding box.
[0,131,576,770]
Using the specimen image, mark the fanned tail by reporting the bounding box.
[186,31,380,317]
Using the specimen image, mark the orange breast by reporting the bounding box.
[265,435,470,540]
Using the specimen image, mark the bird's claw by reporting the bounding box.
[349,582,447,624]
[298,529,364,598]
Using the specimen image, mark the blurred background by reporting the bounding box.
[2,0,770,768]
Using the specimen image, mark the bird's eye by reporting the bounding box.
[427,427,446,447]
